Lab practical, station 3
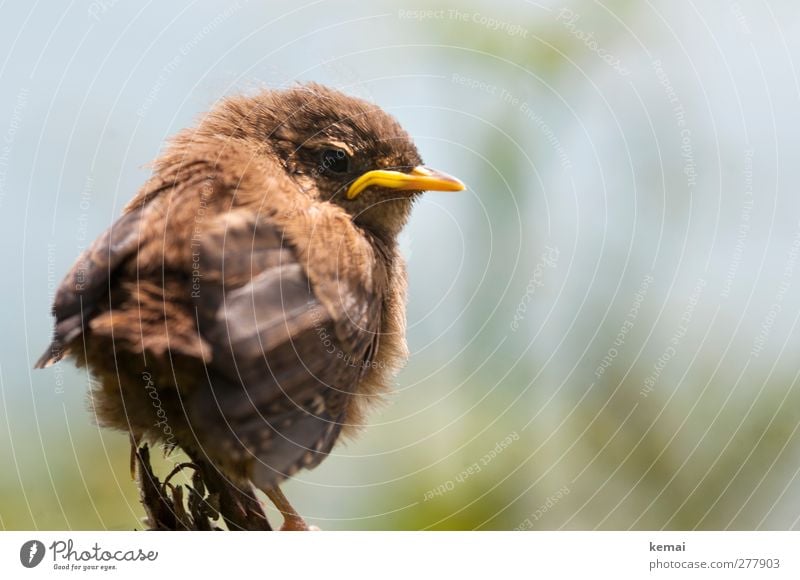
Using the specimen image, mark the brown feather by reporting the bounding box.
[38,84,426,493]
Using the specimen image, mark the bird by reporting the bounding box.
[35,83,465,530]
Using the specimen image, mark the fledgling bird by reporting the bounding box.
[35,83,464,530]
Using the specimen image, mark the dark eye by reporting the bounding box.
[319,148,350,174]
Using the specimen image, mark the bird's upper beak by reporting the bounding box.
[346,165,465,200]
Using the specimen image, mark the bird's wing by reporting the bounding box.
[34,205,147,368]
[187,210,379,489]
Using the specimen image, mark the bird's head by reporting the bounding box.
[207,83,464,240]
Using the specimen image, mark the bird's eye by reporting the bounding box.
[319,148,350,174]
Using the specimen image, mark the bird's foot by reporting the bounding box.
[266,487,319,531]
[280,514,316,531]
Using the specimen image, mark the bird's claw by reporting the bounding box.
[279,516,320,531]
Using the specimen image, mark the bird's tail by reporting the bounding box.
[33,340,65,369]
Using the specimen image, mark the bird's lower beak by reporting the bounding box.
[346,165,466,200]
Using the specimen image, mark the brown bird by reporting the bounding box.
[35,83,464,530]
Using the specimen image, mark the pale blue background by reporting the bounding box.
[2,0,800,530]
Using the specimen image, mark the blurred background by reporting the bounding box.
[2,0,800,530]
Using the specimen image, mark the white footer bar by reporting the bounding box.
[1,531,798,579]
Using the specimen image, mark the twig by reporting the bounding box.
[134,443,272,531]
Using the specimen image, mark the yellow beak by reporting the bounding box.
[346,165,466,200]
